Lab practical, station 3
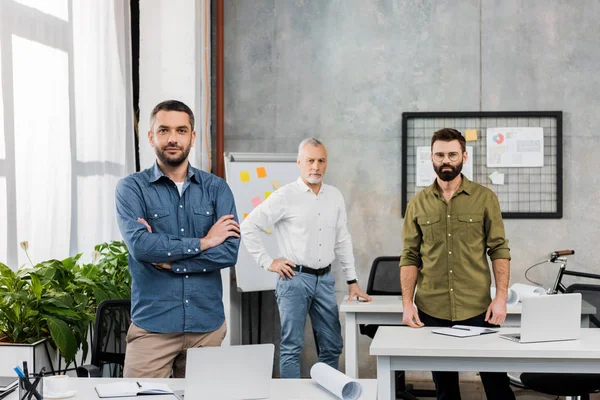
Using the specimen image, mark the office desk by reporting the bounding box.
[340,295,596,378]
[370,326,600,400]
[5,377,377,400]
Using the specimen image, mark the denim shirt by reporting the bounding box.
[115,162,240,333]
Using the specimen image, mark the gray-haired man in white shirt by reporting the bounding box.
[241,138,371,378]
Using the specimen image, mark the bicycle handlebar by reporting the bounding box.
[550,249,575,262]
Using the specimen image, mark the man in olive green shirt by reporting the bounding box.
[400,128,515,400]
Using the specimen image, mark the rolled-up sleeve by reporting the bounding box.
[484,193,511,261]
[400,202,423,268]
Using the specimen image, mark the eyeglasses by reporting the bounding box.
[432,152,461,163]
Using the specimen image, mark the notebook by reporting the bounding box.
[183,344,274,400]
[432,325,498,337]
[0,377,18,392]
[500,293,581,343]
[95,381,173,398]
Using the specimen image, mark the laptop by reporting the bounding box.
[500,293,582,343]
[181,344,274,400]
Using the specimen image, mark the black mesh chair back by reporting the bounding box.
[367,256,403,296]
[520,285,600,398]
[566,283,600,327]
[90,299,131,377]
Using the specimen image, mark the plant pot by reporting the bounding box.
[0,338,57,376]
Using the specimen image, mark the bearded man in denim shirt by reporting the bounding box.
[116,100,240,378]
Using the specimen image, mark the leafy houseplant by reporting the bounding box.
[0,241,131,366]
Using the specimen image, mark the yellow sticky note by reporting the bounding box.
[465,129,478,142]
[256,167,267,178]
[265,228,273,234]
[240,171,250,182]
[264,191,272,199]
[272,180,280,190]
[243,213,249,219]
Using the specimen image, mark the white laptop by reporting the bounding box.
[181,344,274,400]
[500,293,582,343]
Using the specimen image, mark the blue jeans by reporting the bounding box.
[275,272,343,378]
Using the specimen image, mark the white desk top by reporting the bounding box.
[340,295,597,315]
[370,326,600,359]
[6,378,377,400]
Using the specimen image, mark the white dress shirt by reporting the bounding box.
[240,177,357,281]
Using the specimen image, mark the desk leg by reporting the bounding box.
[377,356,394,400]
[345,312,358,378]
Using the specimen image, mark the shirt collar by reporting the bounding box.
[428,173,471,198]
[150,162,199,184]
[296,177,325,194]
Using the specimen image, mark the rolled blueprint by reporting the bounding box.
[510,283,546,300]
[310,362,362,400]
[490,286,519,306]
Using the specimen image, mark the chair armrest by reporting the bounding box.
[76,364,102,377]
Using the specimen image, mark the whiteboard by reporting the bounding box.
[224,152,298,292]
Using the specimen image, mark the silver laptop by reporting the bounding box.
[182,344,274,400]
[500,293,581,343]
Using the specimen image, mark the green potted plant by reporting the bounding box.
[0,241,131,375]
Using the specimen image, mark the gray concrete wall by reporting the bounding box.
[222,0,600,378]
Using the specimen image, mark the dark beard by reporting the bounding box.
[156,145,192,167]
[434,161,463,182]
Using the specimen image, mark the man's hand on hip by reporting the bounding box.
[402,302,424,328]
[268,259,296,280]
[202,214,240,250]
[347,283,372,302]
[485,296,507,325]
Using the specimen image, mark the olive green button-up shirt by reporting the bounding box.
[400,175,511,321]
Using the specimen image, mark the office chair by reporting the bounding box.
[76,299,131,377]
[520,284,600,400]
[359,256,436,399]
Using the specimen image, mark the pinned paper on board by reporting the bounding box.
[489,171,505,185]
[465,129,478,142]
[251,196,262,207]
[256,167,267,178]
[264,191,272,199]
[272,180,281,190]
[240,171,250,182]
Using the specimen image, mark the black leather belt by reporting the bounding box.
[291,264,331,276]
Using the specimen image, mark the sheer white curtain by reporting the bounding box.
[0,0,135,268]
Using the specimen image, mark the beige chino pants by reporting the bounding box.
[123,321,227,378]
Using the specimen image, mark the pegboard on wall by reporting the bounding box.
[401,111,563,219]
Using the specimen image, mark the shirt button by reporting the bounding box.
[448,233,451,237]
[447,215,450,218]
[188,249,191,252]
[450,270,453,273]
[176,268,180,272]
[185,299,189,303]
[183,268,187,272]
[206,211,210,215]
[449,251,452,255]
[186,275,189,279]
[154,214,158,217]
[195,248,199,251]
[427,220,430,224]
[450,288,454,292]
[319,244,322,246]
[167,252,171,256]
[181,228,184,232]
[203,269,206,272]
[469,218,473,222]
[180,205,183,208]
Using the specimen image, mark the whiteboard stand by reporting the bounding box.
[224,152,299,345]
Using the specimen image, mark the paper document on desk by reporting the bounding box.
[95,381,173,398]
[310,362,362,400]
[432,325,499,338]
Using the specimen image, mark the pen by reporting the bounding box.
[451,327,470,331]
[23,361,29,378]
[14,366,25,378]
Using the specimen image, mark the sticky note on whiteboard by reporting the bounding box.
[465,129,478,142]
[256,167,267,178]
[240,171,250,182]
[489,171,505,185]
[272,180,281,190]
[264,191,272,199]
[251,196,262,207]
